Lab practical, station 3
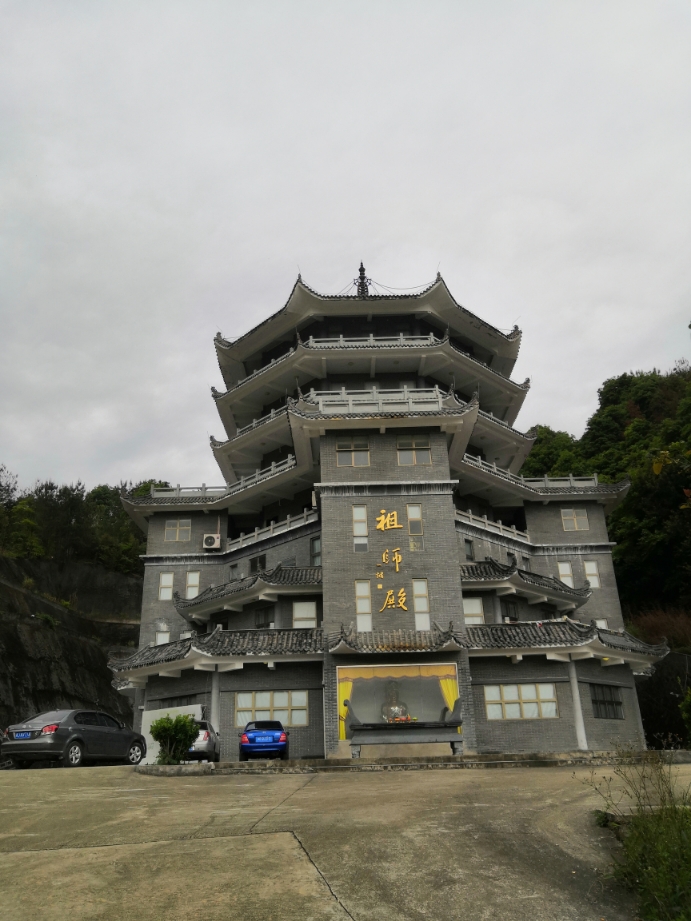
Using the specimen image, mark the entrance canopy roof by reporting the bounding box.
[460,558,592,611]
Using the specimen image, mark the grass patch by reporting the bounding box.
[584,749,691,920]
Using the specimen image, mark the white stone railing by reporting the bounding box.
[149,455,297,498]
[235,405,288,437]
[306,386,445,414]
[227,508,319,551]
[462,454,600,490]
[455,509,530,542]
[305,333,439,348]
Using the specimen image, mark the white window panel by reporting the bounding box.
[584,561,601,589]
[557,562,574,588]
[463,597,484,625]
[293,601,317,628]
[158,572,174,601]
[186,571,200,600]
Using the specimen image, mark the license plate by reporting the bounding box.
[14,732,31,740]
[256,736,272,743]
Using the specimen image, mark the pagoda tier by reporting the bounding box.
[211,332,531,434]
[214,275,522,389]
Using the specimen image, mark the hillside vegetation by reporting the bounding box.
[522,360,691,615]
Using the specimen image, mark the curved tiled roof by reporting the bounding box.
[460,558,591,598]
[328,622,462,654]
[173,564,322,612]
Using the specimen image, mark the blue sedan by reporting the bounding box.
[238,721,289,761]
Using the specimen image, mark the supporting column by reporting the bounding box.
[568,659,588,751]
[210,666,220,732]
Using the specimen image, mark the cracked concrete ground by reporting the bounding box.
[3,764,687,920]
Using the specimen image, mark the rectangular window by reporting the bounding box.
[591,684,624,720]
[155,631,170,645]
[521,556,530,571]
[229,563,239,580]
[557,562,574,588]
[594,618,608,629]
[249,554,266,574]
[352,505,368,551]
[584,560,601,589]
[179,631,193,640]
[561,508,589,531]
[397,434,432,466]
[255,608,274,629]
[185,571,200,600]
[235,690,308,727]
[463,597,484,625]
[310,536,322,567]
[464,539,474,561]
[412,579,430,631]
[164,519,191,541]
[292,601,317,629]
[355,581,372,632]
[337,436,370,467]
[158,572,174,601]
[407,504,424,550]
[501,599,518,622]
[484,683,559,720]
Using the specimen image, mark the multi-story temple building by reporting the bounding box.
[112,266,666,759]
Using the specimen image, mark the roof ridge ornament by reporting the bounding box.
[355,262,371,299]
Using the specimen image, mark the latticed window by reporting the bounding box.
[164,519,191,541]
[292,601,317,628]
[158,572,174,601]
[352,505,368,551]
[484,684,559,720]
[355,581,372,632]
[561,508,589,531]
[590,684,624,719]
[337,436,369,466]
[185,571,200,599]
[397,435,431,466]
[584,560,601,588]
[557,561,574,587]
[310,537,321,567]
[407,504,424,551]
[235,690,308,727]
[412,579,430,631]
[463,597,484,625]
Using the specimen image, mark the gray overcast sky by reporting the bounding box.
[1,1,690,490]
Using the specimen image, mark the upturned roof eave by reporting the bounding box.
[214,276,522,369]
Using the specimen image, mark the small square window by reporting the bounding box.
[186,571,200,600]
[397,435,431,466]
[155,631,170,645]
[355,580,371,616]
[594,618,608,629]
[255,608,274,629]
[356,613,373,632]
[293,601,317,629]
[249,555,266,574]
[463,597,484,625]
[310,537,322,567]
[561,508,589,531]
[337,436,370,467]
[590,684,623,720]
[464,539,474,561]
[158,572,174,601]
[164,519,191,541]
[229,563,239,580]
[521,556,530,571]
[557,561,574,588]
[409,536,424,552]
[584,560,601,589]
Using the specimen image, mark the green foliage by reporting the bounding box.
[584,750,691,920]
[36,612,59,629]
[149,714,199,765]
[0,470,170,578]
[522,361,691,609]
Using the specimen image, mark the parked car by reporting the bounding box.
[1,709,146,768]
[238,720,289,761]
[187,720,221,762]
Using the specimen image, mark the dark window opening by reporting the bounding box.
[464,539,475,561]
[501,600,518,622]
[590,684,624,720]
[310,537,321,567]
[250,555,266,574]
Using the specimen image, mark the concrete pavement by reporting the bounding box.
[2,762,681,920]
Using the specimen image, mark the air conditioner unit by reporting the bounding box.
[203,534,221,550]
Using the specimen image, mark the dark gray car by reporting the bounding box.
[1,709,146,768]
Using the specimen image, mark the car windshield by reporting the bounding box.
[19,711,71,727]
[246,721,283,731]
[196,721,208,729]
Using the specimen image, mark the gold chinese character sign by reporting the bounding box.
[376,509,403,531]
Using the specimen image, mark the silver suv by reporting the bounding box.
[187,720,221,762]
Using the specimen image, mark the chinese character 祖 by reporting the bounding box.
[397,588,407,610]
[376,509,403,532]
[379,589,396,611]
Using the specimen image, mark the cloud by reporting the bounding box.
[1,0,690,488]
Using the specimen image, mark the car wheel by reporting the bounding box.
[125,742,144,766]
[213,751,221,763]
[280,749,290,761]
[64,742,84,767]
[238,751,248,762]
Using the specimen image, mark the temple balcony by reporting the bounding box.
[455,508,531,544]
[212,333,530,437]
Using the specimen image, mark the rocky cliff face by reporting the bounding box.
[0,557,140,729]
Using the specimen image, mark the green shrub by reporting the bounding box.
[21,576,35,591]
[584,749,691,920]
[35,612,59,629]
[149,714,199,765]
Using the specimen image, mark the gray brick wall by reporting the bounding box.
[524,501,609,545]
[320,430,451,482]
